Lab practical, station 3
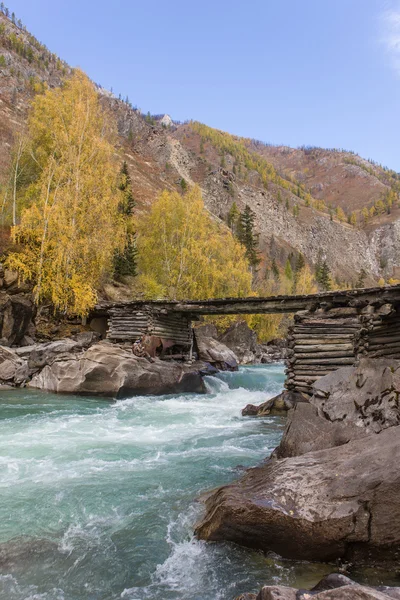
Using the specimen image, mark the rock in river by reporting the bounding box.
[195,422,400,562]
[28,341,206,397]
[236,573,400,600]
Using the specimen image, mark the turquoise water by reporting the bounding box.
[0,365,333,599]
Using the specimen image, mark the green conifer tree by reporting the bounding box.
[271,259,280,281]
[285,258,293,280]
[227,201,240,232]
[319,260,331,290]
[114,162,137,278]
[237,204,261,269]
[118,161,135,216]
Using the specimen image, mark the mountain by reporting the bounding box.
[0,8,399,286]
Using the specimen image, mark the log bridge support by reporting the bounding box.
[93,285,400,394]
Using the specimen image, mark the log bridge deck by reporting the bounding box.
[93,285,400,396]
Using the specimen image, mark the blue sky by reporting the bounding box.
[7,0,400,170]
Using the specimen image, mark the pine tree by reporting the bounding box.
[118,161,135,216]
[315,250,323,284]
[277,190,282,204]
[114,162,138,279]
[180,178,187,193]
[285,198,290,210]
[284,258,293,280]
[237,204,260,269]
[114,233,138,278]
[319,261,331,290]
[271,259,280,281]
[227,201,240,232]
[295,252,305,273]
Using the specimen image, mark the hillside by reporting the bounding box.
[0,8,400,286]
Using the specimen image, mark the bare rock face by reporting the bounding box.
[194,328,238,371]
[0,346,29,383]
[219,321,257,364]
[311,358,400,433]
[195,424,400,562]
[276,402,368,458]
[237,574,400,600]
[0,292,35,346]
[29,341,206,397]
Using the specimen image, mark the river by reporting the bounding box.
[0,364,377,600]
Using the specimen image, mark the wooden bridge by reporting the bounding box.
[91,284,400,396]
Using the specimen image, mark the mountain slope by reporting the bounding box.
[0,9,399,285]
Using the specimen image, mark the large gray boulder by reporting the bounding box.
[219,321,257,364]
[29,341,206,397]
[310,358,400,433]
[0,346,29,384]
[276,402,367,458]
[194,328,238,370]
[196,423,400,562]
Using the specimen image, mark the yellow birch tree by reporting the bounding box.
[136,186,252,300]
[6,70,125,315]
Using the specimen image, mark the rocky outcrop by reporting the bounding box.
[219,321,257,364]
[28,341,207,397]
[310,358,400,433]
[194,327,238,370]
[0,291,35,346]
[236,574,400,600]
[0,346,30,384]
[196,423,400,561]
[242,390,305,416]
[276,401,367,458]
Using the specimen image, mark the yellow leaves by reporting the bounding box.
[137,186,252,301]
[5,70,125,316]
[336,206,346,222]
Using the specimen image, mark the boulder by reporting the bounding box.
[242,390,306,417]
[275,402,367,458]
[28,339,80,370]
[0,292,35,346]
[194,329,238,371]
[219,321,257,364]
[237,575,400,600]
[0,346,28,383]
[195,424,400,562]
[29,341,207,397]
[310,358,400,433]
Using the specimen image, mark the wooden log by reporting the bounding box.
[295,357,355,365]
[369,335,400,345]
[293,351,354,359]
[368,340,400,350]
[368,350,400,358]
[292,338,354,345]
[294,344,354,352]
[292,334,354,340]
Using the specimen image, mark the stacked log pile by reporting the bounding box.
[285,307,360,395]
[106,305,192,347]
[107,306,150,341]
[363,304,400,359]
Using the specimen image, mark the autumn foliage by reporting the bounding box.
[6,70,126,315]
[136,186,252,300]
